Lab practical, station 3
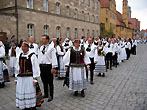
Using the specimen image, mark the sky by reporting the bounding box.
[115,0,147,30]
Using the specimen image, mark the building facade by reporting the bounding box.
[0,0,100,44]
[100,0,116,37]
[128,18,140,39]
[116,0,132,39]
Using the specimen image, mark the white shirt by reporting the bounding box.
[29,43,39,55]
[103,42,115,55]
[8,46,20,58]
[84,43,97,58]
[56,45,65,56]
[38,44,58,68]
[0,46,5,58]
[126,42,131,50]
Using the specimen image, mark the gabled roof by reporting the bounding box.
[116,11,126,27]
[100,0,110,8]
[128,18,140,30]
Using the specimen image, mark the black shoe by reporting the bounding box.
[90,81,94,85]
[31,107,37,110]
[43,95,48,98]
[110,68,112,70]
[97,73,101,76]
[81,90,85,97]
[48,96,53,102]
[102,73,105,77]
[74,91,78,96]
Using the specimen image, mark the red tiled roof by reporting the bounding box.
[116,11,126,27]
[142,29,147,33]
[100,0,109,8]
[128,18,137,30]
[128,18,140,31]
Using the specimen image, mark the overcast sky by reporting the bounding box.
[116,0,147,30]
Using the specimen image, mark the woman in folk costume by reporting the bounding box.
[63,39,90,97]
[0,41,5,88]
[94,40,106,77]
[9,41,19,77]
[15,41,40,110]
[56,38,66,78]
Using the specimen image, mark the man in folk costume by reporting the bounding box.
[63,39,90,97]
[103,38,115,70]
[9,41,19,77]
[125,38,131,60]
[29,36,39,56]
[84,37,97,84]
[56,38,66,78]
[132,38,137,55]
[62,38,73,52]
[80,36,86,48]
[0,41,5,88]
[38,35,57,102]
[15,41,40,110]
[112,38,119,68]
[94,40,106,77]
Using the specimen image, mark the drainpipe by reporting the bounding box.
[15,0,18,44]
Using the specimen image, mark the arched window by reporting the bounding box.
[27,0,33,9]
[66,6,70,17]
[74,28,78,38]
[43,0,48,12]
[56,2,60,15]
[56,26,61,38]
[66,27,70,38]
[74,9,78,19]
[43,25,49,35]
[27,24,34,36]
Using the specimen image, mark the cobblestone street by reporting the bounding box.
[0,44,147,110]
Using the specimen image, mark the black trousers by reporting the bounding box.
[112,53,118,67]
[132,46,136,55]
[86,58,95,82]
[40,64,54,99]
[126,48,130,60]
[105,52,113,69]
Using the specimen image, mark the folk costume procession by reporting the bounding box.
[0,35,139,110]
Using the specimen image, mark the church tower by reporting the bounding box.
[122,0,128,27]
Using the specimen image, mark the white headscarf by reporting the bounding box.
[0,41,5,48]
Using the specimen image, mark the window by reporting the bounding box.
[106,9,108,15]
[74,28,78,38]
[92,15,95,23]
[27,24,34,36]
[88,0,90,7]
[82,11,85,20]
[87,29,90,38]
[43,0,48,12]
[106,18,108,23]
[96,30,99,37]
[96,16,99,23]
[27,0,33,9]
[66,6,70,17]
[82,29,85,37]
[92,0,95,9]
[44,25,49,35]
[56,2,60,15]
[92,30,95,38]
[81,0,85,3]
[56,26,61,38]
[87,13,90,21]
[66,27,70,38]
[74,9,78,19]
[96,2,99,10]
